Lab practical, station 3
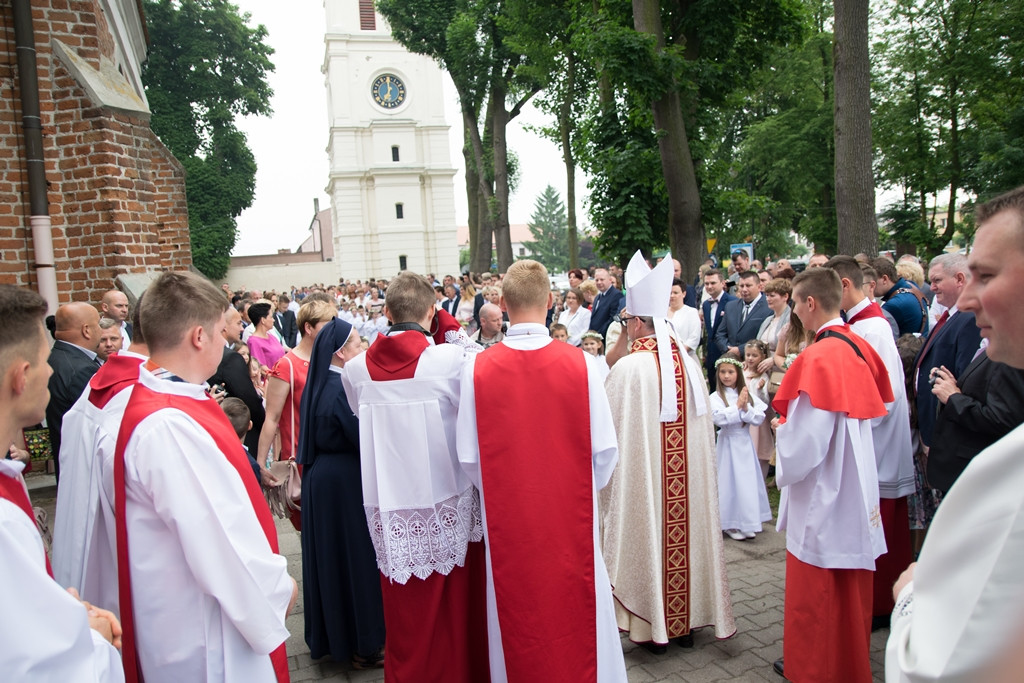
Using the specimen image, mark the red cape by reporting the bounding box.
[773,324,893,420]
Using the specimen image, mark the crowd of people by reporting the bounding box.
[3,186,1024,682]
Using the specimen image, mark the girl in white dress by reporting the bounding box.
[743,339,775,478]
[580,330,609,382]
[710,356,772,541]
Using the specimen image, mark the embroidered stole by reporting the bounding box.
[630,336,690,637]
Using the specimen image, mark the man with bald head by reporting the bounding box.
[47,302,102,482]
[100,289,131,350]
[470,302,505,349]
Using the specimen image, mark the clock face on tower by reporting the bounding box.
[371,73,406,109]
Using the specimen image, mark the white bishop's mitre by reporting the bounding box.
[624,250,678,422]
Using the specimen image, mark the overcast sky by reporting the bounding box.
[230,0,587,256]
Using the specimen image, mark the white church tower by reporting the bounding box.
[324,0,460,281]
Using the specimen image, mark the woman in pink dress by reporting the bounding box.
[247,301,287,372]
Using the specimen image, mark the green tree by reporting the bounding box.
[142,0,275,279]
[523,185,572,272]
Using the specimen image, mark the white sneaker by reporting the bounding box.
[725,529,746,541]
[744,531,756,539]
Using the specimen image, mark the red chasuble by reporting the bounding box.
[0,468,52,577]
[113,384,289,683]
[474,342,598,682]
[773,323,893,420]
[629,335,691,639]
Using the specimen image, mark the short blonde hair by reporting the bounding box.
[896,261,925,287]
[142,271,228,353]
[501,260,549,311]
[297,299,337,335]
[579,280,598,298]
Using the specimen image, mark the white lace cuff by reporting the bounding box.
[365,486,484,584]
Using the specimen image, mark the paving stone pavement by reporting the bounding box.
[30,479,886,682]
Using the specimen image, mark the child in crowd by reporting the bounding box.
[580,330,609,381]
[710,355,772,541]
[550,323,569,342]
[743,339,775,478]
[248,355,266,398]
[221,397,260,486]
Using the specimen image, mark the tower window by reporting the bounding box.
[359,0,375,30]
[395,203,404,219]
[391,145,400,162]
[399,255,408,271]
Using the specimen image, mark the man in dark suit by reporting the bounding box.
[914,253,983,448]
[590,267,625,337]
[928,348,1024,494]
[47,302,102,483]
[702,269,735,392]
[273,295,298,348]
[439,284,459,316]
[208,306,266,455]
[714,270,771,360]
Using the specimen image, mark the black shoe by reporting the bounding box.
[772,659,786,678]
[640,641,667,655]
[872,614,891,632]
[767,465,776,478]
[674,633,694,648]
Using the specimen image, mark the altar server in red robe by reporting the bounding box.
[342,271,490,683]
[771,267,893,682]
[0,284,124,681]
[112,272,295,683]
[456,260,628,683]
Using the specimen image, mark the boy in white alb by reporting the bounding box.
[342,271,489,683]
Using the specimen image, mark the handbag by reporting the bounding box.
[768,369,787,396]
[263,354,302,519]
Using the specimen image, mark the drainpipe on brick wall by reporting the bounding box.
[12,0,58,313]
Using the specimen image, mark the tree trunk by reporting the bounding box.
[464,104,495,274]
[464,129,479,269]
[833,0,877,257]
[632,0,703,282]
[491,78,514,272]
[561,51,578,270]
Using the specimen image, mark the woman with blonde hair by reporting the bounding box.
[455,282,479,334]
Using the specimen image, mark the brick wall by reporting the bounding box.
[0,0,190,304]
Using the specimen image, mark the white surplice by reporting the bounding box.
[601,339,735,643]
[52,350,146,615]
[456,323,627,683]
[121,370,292,682]
[710,389,772,533]
[775,386,886,569]
[886,423,1024,682]
[847,298,915,498]
[341,337,482,584]
[1,460,124,683]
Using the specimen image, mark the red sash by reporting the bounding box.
[0,470,52,577]
[630,335,691,638]
[113,384,288,683]
[773,324,892,420]
[475,342,598,681]
[847,301,886,326]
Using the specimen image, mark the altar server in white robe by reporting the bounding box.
[457,259,627,683]
[52,311,148,615]
[828,255,915,625]
[886,186,1024,683]
[115,272,295,683]
[0,284,124,682]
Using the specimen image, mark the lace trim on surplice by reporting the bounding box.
[365,485,483,584]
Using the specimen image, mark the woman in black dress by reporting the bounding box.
[297,318,385,668]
